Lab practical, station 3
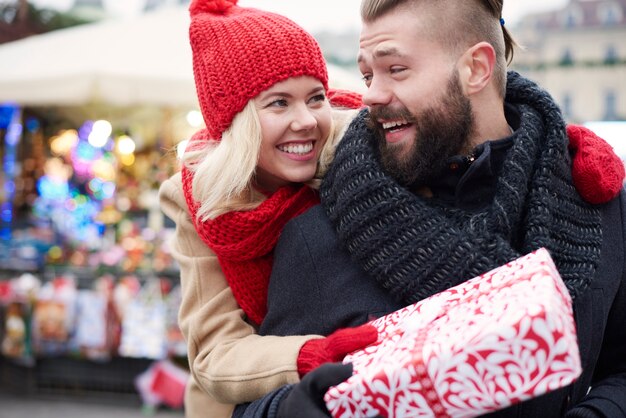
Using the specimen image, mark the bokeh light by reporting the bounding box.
[116,135,136,155]
[88,120,113,148]
[186,110,203,128]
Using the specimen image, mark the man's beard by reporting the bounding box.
[368,71,474,189]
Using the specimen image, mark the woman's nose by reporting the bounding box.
[290,104,317,131]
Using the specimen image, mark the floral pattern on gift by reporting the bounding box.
[324,248,582,418]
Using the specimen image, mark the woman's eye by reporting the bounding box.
[390,67,406,74]
[268,99,288,107]
[309,94,326,104]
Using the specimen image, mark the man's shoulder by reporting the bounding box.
[276,204,339,253]
[595,187,626,283]
[600,186,626,219]
[286,203,334,233]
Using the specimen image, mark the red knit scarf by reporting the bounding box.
[181,166,320,325]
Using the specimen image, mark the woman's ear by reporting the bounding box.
[458,41,496,96]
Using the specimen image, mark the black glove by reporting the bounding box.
[277,362,353,418]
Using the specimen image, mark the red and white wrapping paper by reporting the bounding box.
[324,248,581,418]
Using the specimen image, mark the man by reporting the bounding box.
[234,0,626,416]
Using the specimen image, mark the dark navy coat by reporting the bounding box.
[235,189,626,417]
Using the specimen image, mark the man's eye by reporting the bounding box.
[390,67,406,74]
[361,74,372,86]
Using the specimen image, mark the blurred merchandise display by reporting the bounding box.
[0,274,185,361]
[0,272,188,404]
[1,104,180,276]
[0,105,186,407]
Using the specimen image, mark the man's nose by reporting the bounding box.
[362,77,392,107]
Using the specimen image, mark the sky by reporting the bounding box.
[27,0,571,32]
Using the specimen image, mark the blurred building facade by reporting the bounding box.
[511,0,626,123]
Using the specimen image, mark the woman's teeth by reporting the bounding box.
[278,142,313,155]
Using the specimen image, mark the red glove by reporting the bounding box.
[327,88,364,110]
[297,324,378,377]
[567,124,625,204]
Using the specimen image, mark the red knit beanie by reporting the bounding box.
[189,0,329,140]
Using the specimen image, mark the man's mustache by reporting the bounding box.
[366,106,416,131]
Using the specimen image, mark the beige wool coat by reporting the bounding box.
[158,172,317,418]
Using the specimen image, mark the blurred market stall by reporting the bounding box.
[0,4,364,269]
[0,4,364,405]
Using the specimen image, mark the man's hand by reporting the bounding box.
[277,363,352,418]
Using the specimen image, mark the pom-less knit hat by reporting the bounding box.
[189,0,329,140]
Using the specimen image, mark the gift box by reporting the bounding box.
[135,360,189,409]
[150,360,189,409]
[324,248,581,418]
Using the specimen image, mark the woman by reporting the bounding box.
[159,1,372,417]
[159,1,625,417]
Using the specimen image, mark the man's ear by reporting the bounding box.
[458,41,496,96]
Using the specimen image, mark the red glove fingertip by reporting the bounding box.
[327,88,364,110]
[325,324,378,360]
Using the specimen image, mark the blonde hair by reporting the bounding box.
[314,107,359,181]
[182,101,357,221]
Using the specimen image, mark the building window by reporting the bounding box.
[561,6,583,28]
[605,45,619,65]
[561,93,574,120]
[560,48,574,66]
[604,90,618,120]
[598,2,623,25]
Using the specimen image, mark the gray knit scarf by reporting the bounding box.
[320,71,602,303]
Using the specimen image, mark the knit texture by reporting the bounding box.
[568,124,625,205]
[181,166,319,324]
[327,89,364,110]
[296,324,378,377]
[189,0,328,140]
[321,71,603,304]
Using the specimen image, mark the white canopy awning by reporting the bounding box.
[0,6,363,108]
[0,7,196,107]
